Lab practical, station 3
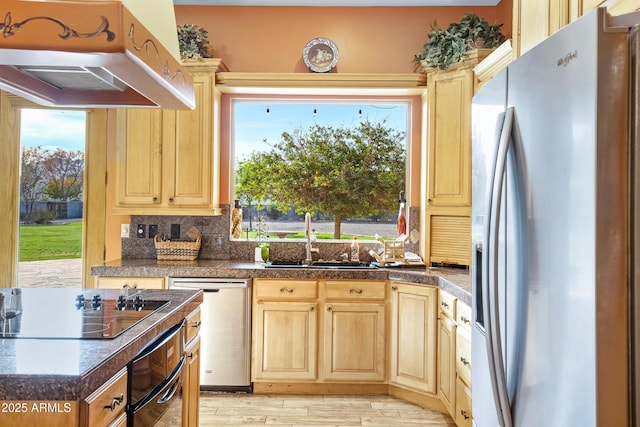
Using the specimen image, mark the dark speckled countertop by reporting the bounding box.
[92,259,471,304]
[0,288,202,401]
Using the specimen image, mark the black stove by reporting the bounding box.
[0,288,169,339]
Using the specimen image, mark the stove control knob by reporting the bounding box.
[75,294,85,310]
[116,295,127,311]
[92,294,102,310]
[132,295,144,311]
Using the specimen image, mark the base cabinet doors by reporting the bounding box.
[322,302,386,382]
[438,314,457,414]
[389,282,437,394]
[252,301,318,381]
[183,335,201,427]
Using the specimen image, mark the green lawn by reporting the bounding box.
[19,222,82,262]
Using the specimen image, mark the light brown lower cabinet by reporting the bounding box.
[94,276,165,289]
[322,302,386,382]
[252,300,318,381]
[251,278,472,426]
[438,313,457,414]
[251,279,387,385]
[455,376,473,427]
[455,300,473,427]
[183,335,201,427]
[389,282,438,394]
[81,367,128,427]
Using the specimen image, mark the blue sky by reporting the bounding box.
[20,109,86,152]
[18,102,409,156]
[233,102,408,160]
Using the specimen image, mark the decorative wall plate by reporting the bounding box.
[303,37,339,73]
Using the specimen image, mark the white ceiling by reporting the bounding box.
[173,0,499,6]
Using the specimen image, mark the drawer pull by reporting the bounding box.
[441,301,449,308]
[280,288,294,293]
[460,356,470,366]
[391,286,398,291]
[460,409,470,420]
[169,197,174,203]
[460,315,471,325]
[349,288,363,294]
[190,320,202,328]
[122,283,137,289]
[105,393,124,411]
[152,197,158,202]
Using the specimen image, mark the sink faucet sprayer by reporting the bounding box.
[305,212,319,263]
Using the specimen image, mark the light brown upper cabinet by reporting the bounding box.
[114,59,224,216]
[513,0,640,57]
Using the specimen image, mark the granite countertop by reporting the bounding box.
[92,259,471,304]
[0,288,203,401]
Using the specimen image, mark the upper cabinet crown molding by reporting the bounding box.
[473,40,514,91]
[215,72,427,95]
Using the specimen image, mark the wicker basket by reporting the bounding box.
[154,235,201,261]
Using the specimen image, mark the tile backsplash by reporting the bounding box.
[122,204,421,262]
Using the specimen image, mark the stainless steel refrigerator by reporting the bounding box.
[471,7,639,427]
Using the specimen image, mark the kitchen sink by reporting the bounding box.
[264,260,375,269]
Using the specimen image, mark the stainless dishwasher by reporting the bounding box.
[168,277,252,392]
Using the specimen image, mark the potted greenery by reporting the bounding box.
[414,13,505,71]
[177,23,212,60]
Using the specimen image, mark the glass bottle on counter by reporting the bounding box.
[397,190,407,237]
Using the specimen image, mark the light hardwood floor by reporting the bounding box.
[199,393,457,426]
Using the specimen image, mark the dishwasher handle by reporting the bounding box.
[168,278,251,291]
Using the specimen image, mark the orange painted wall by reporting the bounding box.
[175,5,512,73]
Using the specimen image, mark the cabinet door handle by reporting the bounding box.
[168,197,174,203]
[460,315,471,324]
[427,198,432,204]
[309,306,315,312]
[280,288,294,293]
[460,356,470,366]
[152,197,158,202]
[460,409,469,420]
[391,286,398,291]
[349,288,363,294]
[441,301,449,308]
[327,306,332,312]
[104,393,124,411]
[190,320,202,329]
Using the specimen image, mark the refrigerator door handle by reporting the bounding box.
[485,106,515,427]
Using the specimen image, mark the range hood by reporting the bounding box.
[0,0,195,109]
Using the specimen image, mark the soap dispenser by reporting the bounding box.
[231,199,243,239]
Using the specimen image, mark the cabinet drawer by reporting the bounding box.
[254,280,317,300]
[95,276,165,289]
[184,307,202,344]
[455,375,473,427]
[456,328,471,385]
[438,290,457,320]
[456,301,472,331]
[82,368,127,427]
[324,280,386,300]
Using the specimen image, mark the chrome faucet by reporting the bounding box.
[305,212,319,263]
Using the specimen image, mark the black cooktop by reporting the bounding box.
[0,288,169,339]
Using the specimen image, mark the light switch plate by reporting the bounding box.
[121,224,130,238]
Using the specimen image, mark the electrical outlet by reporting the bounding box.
[121,224,130,238]
[137,224,146,238]
[149,224,158,239]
